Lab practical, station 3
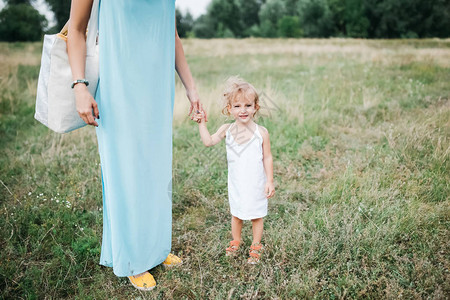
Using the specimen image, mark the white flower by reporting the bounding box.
[28,192,31,196]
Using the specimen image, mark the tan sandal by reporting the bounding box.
[225,240,240,257]
[247,243,264,264]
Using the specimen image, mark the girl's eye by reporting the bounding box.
[246,105,251,107]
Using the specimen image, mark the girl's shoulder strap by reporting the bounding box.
[226,122,235,133]
[254,123,264,139]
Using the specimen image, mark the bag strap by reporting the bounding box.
[60,21,69,36]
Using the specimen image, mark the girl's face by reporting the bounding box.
[228,92,256,124]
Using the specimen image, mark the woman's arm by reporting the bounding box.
[175,23,207,122]
[260,126,275,198]
[67,0,99,126]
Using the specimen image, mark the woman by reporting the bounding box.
[67,0,205,291]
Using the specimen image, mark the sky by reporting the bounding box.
[0,0,211,28]
[176,0,210,18]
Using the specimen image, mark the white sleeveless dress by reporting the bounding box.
[225,123,268,220]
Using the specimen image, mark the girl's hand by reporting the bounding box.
[265,181,275,199]
[192,110,206,123]
[187,89,208,123]
[74,85,99,126]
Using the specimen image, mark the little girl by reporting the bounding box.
[193,77,275,264]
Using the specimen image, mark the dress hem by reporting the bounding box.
[231,213,267,221]
[99,251,169,277]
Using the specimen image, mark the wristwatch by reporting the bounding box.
[71,79,90,89]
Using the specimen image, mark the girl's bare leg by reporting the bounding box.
[251,218,263,245]
[231,216,243,241]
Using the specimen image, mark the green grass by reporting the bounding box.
[0,39,449,299]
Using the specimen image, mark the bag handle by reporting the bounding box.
[60,21,69,36]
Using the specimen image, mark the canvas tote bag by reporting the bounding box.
[35,0,99,133]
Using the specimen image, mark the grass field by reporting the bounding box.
[0,38,449,299]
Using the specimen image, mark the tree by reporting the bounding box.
[344,0,369,37]
[258,0,286,37]
[297,0,335,37]
[259,0,286,26]
[0,3,47,41]
[237,0,263,36]
[44,0,71,33]
[283,0,300,15]
[5,0,30,3]
[189,0,450,38]
[367,0,450,38]
[327,0,346,36]
[207,0,243,37]
[278,16,302,37]
[176,8,194,38]
[426,0,450,38]
[192,14,216,38]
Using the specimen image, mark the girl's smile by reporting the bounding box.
[229,93,256,124]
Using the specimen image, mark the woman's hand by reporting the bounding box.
[187,89,207,123]
[265,181,275,199]
[74,84,99,126]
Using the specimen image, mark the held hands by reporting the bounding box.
[191,110,206,123]
[74,84,99,127]
[265,181,275,199]
[187,89,207,123]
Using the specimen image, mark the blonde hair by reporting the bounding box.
[221,76,260,117]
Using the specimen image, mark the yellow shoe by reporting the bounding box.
[128,271,156,291]
[162,253,183,268]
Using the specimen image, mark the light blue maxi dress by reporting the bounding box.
[94,0,176,277]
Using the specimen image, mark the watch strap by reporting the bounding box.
[71,79,90,89]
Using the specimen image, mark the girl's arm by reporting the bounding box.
[260,126,275,198]
[175,22,207,122]
[67,0,99,126]
[196,113,229,147]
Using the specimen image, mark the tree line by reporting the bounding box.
[1,0,449,41]
[180,0,450,38]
